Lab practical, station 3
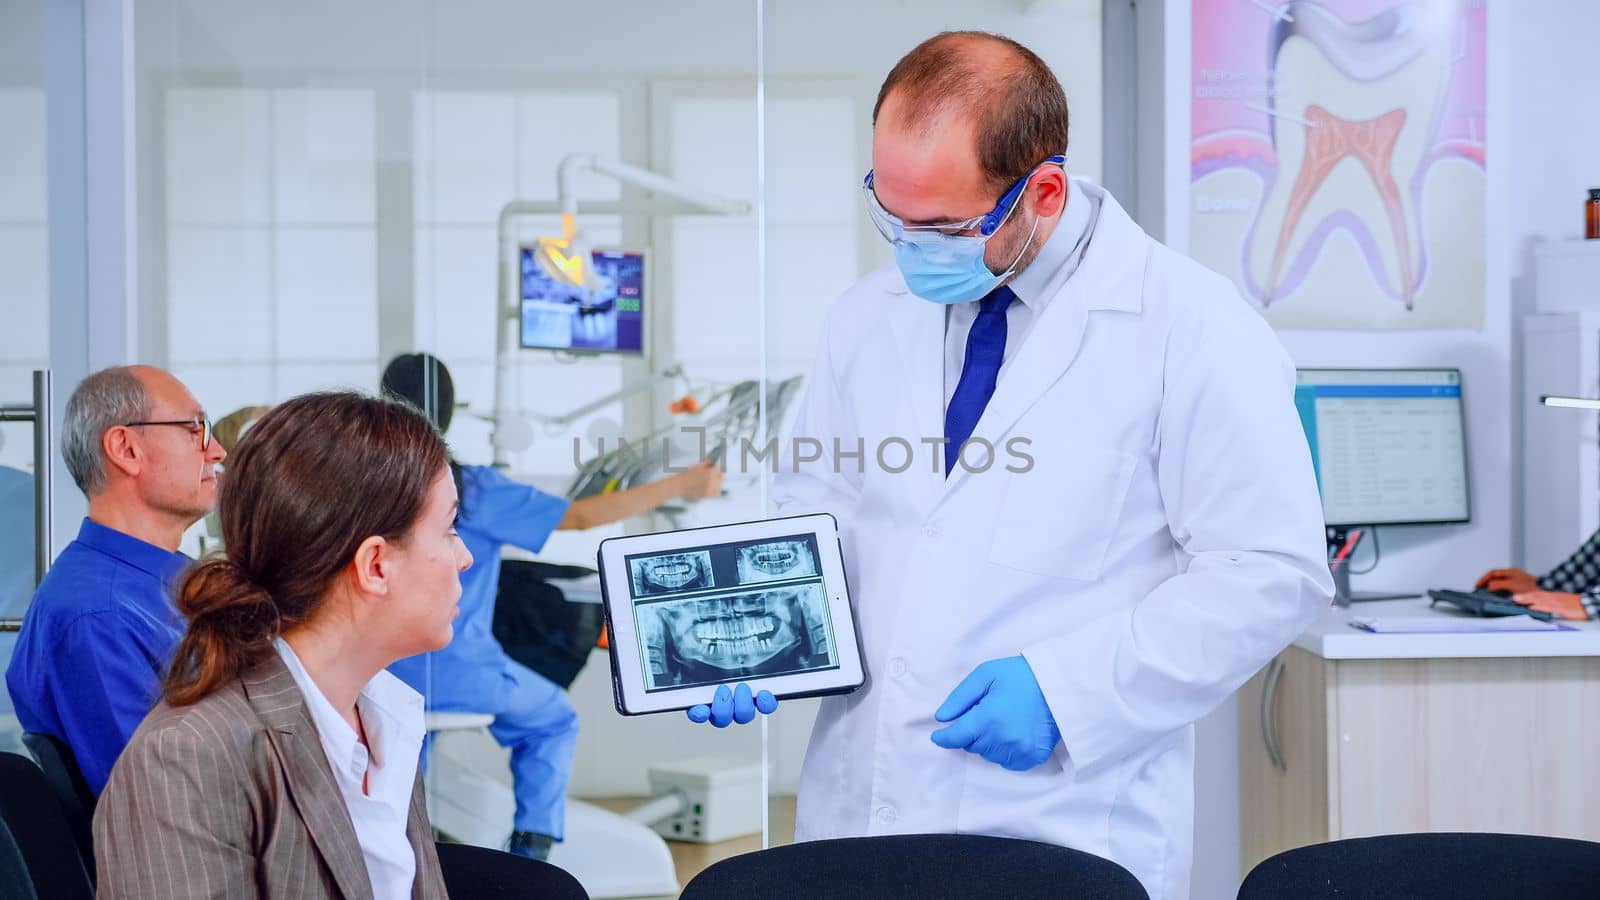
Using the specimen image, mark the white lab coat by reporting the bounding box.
[772,181,1332,900]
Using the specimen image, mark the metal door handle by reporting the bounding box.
[1260,656,1286,773]
[0,370,53,586]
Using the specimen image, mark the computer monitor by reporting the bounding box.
[518,247,646,354]
[1294,368,1470,528]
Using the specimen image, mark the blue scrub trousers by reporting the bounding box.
[489,660,579,839]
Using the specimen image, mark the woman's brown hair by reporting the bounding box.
[163,391,449,706]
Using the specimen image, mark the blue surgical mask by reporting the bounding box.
[894,212,1039,304]
[863,154,1063,305]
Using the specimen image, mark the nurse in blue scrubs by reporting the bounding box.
[381,353,719,860]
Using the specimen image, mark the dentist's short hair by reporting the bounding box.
[873,31,1070,195]
[62,366,151,496]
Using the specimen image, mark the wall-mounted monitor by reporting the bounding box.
[518,247,645,355]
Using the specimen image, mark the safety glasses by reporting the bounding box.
[124,417,214,451]
[862,153,1065,244]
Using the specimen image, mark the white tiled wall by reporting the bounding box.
[554,89,862,797]
[164,87,380,421]
[0,88,50,472]
[165,228,275,364]
[273,230,378,360]
[661,90,859,542]
[667,93,858,389]
[165,88,274,226]
[412,88,626,480]
[273,89,377,226]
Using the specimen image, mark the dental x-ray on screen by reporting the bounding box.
[639,583,834,690]
[597,516,864,714]
[629,551,714,596]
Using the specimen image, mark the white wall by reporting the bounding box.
[1503,2,1600,566]
[129,0,1102,180]
[1156,2,1600,898]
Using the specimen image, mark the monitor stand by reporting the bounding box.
[1327,527,1420,606]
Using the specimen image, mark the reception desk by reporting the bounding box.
[1239,598,1600,873]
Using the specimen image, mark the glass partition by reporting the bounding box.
[125,1,1102,892]
[0,0,50,755]
[134,1,765,894]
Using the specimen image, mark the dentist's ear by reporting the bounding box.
[1030,167,1068,219]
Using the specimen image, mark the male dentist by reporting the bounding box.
[693,31,1332,900]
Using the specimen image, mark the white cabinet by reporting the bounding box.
[1521,311,1600,574]
[1523,239,1600,573]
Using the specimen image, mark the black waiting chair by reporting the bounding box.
[434,841,589,900]
[0,817,39,900]
[20,732,96,881]
[0,752,94,900]
[1238,833,1600,900]
[680,834,1149,900]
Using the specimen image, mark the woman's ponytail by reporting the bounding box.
[163,558,280,706]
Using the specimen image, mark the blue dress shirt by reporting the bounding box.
[389,465,570,711]
[4,518,190,793]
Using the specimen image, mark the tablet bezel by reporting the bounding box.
[597,513,862,716]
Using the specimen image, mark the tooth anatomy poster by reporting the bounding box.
[1190,0,1487,330]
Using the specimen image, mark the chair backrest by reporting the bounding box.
[0,752,94,900]
[0,817,40,900]
[680,834,1150,900]
[434,841,589,900]
[1238,833,1600,900]
[20,732,96,877]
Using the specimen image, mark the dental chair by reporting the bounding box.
[424,712,680,900]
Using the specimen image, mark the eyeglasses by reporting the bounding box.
[862,154,1066,243]
[123,417,214,451]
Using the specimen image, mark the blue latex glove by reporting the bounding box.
[930,656,1061,771]
[686,683,779,727]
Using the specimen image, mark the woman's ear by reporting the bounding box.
[350,535,392,595]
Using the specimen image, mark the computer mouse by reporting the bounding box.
[1484,588,1514,598]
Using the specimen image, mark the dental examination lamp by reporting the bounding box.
[492,155,750,465]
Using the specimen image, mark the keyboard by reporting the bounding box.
[1427,589,1554,622]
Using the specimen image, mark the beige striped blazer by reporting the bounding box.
[92,652,447,899]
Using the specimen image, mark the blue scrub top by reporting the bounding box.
[389,464,570,711]
[4,518,189,793]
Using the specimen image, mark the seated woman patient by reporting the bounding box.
[94,391,473,899]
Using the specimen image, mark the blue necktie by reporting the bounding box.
[944,285,1014,476]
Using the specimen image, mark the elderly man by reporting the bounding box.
[6,366,225,792]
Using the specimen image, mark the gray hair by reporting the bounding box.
[62,367,151,496]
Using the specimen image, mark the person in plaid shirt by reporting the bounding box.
[1477,534,1600,621]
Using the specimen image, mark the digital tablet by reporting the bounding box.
[596,513,863,716]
